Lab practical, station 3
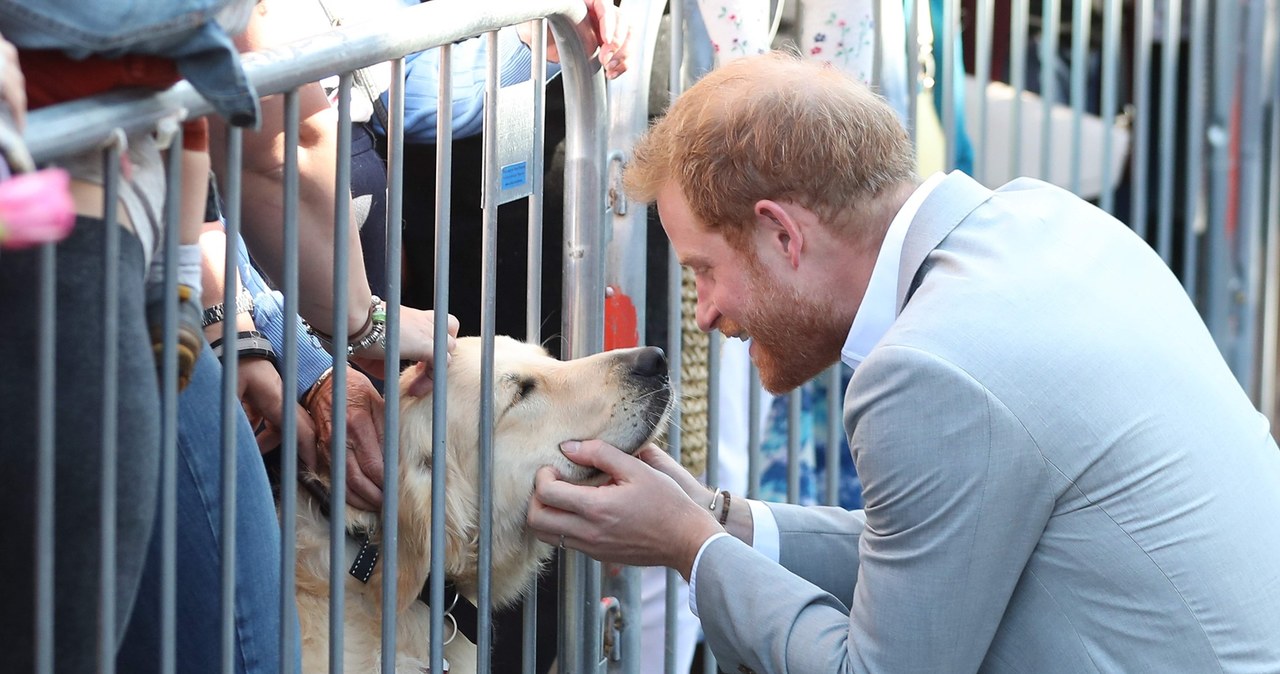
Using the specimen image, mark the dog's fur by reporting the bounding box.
[293,336,672,673]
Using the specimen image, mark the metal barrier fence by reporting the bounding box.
[22,0,615,672]
[15,0,1280,672]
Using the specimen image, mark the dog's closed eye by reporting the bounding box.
[501,373,537,404]
[517,378,537,400]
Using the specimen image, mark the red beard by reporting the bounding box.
[732,262,846,394]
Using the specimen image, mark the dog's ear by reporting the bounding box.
[404,362,438,398]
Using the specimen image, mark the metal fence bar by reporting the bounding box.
[906,0,919,145]
[747,362,761,499]
[549,3,610,669]
[1011,0,1029,176]
[158,122,185,674]
[327,73,354,674]
[974,0,994,183]
[1261,22,1280,421]
[661,286,683,674]
[825,366,841,506]
[1038,0,1060,181]
[787,389,800,504]
[478,31,501,673]
[524,24,547,674]
[703,338,721,674]
[35,238,56,674]
[98,136,123,674]
[429,42,454,674]
[871,0,883,93]
[1155,0,1182,263]
[528,20,548,347]
[1204,0,1239,361]
[1099,0,1122,214]
[1131,0,1153,238]
[219,127,243,674]
[278,89,303,674]
[1068,0,1092,194]
[664,0,685,669]
[381,56,406,674]
[1233,0,1269,400]
[602,0,664,665]
[702,335,721,674]
[941,0,958,172]
[1181,0,1208,295]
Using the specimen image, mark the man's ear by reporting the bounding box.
[753,199,805,269]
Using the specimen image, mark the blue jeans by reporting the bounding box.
[117,345,301,673]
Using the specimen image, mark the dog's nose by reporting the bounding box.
[630,347,668,379]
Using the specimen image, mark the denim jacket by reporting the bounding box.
[0,0,259,125]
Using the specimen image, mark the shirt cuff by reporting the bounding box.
[251,289,333,401]
[686,531,731,618]
[749,499,781,564]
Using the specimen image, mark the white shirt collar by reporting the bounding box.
[840,172,947,371]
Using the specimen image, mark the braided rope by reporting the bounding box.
[679,266,709,477]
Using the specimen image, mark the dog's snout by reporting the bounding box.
[630,347,668,379]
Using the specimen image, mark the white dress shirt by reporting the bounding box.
[689,173,946,616]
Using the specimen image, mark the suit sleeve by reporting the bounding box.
[696,345,1054,673]
[764,501,866,604]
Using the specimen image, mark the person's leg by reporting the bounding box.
[118,345,297,674]
[0,218,161,672]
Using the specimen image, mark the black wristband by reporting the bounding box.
[211,330,274,364]
[237,346,279,368]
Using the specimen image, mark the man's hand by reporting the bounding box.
[237,356,319,464]
[304,366,386,512]
[633,442,714,502]
[526,439,723,580]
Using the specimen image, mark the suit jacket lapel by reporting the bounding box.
[895,171,996,311]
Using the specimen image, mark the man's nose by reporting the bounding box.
[695,291,719,333]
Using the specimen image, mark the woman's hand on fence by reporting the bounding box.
[304,366,386,512]
[518,0,631,80]
[584,0,631,78]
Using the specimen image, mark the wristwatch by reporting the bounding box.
[201,289,255,328]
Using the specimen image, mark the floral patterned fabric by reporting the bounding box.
[755,366,864,509]
[799,1,876,84]
[695,0,770,62]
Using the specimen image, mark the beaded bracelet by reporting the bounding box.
[308,295,386,356]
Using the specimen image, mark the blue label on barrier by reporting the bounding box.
[501,162,528,190]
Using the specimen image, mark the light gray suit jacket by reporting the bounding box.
[696,172,1280,673]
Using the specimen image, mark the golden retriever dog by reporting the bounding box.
[293,336,673,673]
